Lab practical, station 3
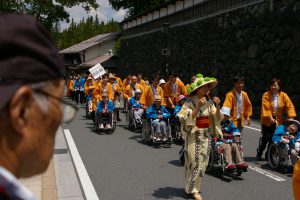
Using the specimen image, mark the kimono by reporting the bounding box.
[177,95,222,194]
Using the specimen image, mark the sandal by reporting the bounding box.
[193,193,203,200]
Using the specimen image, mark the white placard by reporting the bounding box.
[89,63,106,79]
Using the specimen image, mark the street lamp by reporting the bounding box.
[162,23,170,78]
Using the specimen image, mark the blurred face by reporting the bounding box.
[102,76,108,83]
[288,124,298,134]
[234,80,244,93]
[131,76,137,84]
[169,75,176,83]
[135,93,142,99]
[179,99,186,106]
[191,76,196,83]
[222,115,230,122]
[138,74,142,80]
[152,78,159,86]
[109,78,115,84]
[154,100,162,106]
[102,96,108,102]
[8,80,65,178]
[126,75,131,80]
[197,84,210,97]
[270,82,280,95]
[160,83,165,88]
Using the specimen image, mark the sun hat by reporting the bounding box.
[186,73,218,96]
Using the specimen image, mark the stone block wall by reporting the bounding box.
[118,0,300,119]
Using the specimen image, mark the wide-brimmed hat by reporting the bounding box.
[108,73,116,79]
[286,119,300,129]
[159,79,166,85]
[176,95,186,103]
[186,73,218,95]
[221,107,231,117]
[154,95,162,101]
[135,89,142,94]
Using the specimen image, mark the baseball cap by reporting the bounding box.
[0,13,64,109]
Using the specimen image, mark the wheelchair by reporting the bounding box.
[170,116,183,144]
[268,142,295,172]
[126,106,143,131]
[141,118,172,146]
[94,111,116,134]
[206,134,247,176]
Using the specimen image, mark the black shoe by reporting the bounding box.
[117,118,122,122]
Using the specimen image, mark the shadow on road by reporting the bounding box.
[152,187,189,199]
[243,156,257,162]
[205,172,233,182]
[168,160,183,167]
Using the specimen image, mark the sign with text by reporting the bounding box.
[89,63,105,79]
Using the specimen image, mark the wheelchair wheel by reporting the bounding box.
[268,143,280,170]
[85,103,89,119]
[141,119,149,143]
[94,114,100,134]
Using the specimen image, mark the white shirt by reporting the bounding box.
[235,91,243,119]
[0,167,37,200]
[272,94,279,114]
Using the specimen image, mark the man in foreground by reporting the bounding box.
[0,13,77,199]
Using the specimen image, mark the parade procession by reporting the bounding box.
[1,0,300,200]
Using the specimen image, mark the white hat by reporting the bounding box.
[135,89,142,93]
[221,107,231,117]
[159,79,166,85]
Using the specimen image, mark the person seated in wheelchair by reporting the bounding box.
[129,89,144,125]
[219,107,248,171]
[96,93,114,130]
[146,95,170,142]
[174,95,187,117]
[272,119,300,165]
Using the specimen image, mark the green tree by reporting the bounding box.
[0,0,99,30]
[108,0,168,18]
[55,17,121,50]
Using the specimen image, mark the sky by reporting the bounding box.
[60,0,126,30]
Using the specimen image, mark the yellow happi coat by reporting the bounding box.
[222,90,252,127]
[261,91,296,127]
[178,95,222,194]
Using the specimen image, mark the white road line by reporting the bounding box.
[249,165,286,182]
[63,129,99,200]
[244,126,261,132]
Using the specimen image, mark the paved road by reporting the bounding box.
[62,103,294,200]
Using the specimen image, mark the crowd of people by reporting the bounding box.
[0,13,299,200]
[66,71,300,200]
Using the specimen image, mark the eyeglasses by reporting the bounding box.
[33,89,78,124]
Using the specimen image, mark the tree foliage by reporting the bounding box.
[108,0,168,18]
[54,15,121,50]
[0,0,99,30]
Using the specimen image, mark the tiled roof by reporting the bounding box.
[59,32,119,54]
[80,54,114,67]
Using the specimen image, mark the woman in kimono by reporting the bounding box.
[178,74,222,200]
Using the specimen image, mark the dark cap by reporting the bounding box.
[0,13,64,109]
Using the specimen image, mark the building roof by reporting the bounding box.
[59,32,120,54]
[80,54,114,67]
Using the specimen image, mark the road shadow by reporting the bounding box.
[205,171,233,182]
[168,160,183,167]
[243,156,257,162]
[152,187,189,199]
